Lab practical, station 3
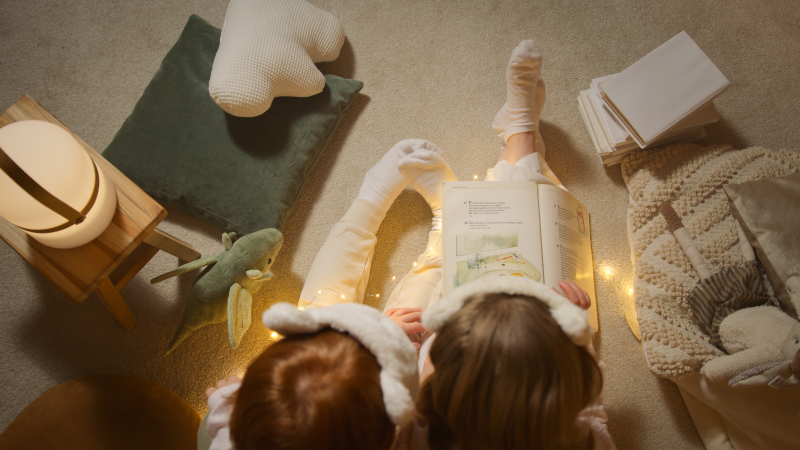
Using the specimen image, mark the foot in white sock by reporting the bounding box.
[358,139,443,212]
[492,39,546,143]
[398,149,457,230]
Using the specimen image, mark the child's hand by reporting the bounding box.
[384,307,427,347]
[205,375,242,399]
[554,281,591,310]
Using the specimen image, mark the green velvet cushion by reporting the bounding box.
[103,15,362,235]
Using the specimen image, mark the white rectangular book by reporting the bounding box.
[442,181,598,331]
[598,77,721,138]
[599,31,729,147]
[578,89,710,166]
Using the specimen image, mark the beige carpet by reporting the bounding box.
[1,0,799,447]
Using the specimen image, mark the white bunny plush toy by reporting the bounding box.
[701,305,800,388]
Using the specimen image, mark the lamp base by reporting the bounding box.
[27,168,117,249]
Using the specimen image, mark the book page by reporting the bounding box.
[537,184,598,331]
[442,182,543,296]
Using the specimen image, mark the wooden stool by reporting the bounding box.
[0,95,201,330]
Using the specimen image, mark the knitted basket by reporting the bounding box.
[622,143,800,377]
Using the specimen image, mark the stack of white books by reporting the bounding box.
[578,31,730,166]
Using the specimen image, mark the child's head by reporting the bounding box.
[230,329,394,450]
[229,303,419,450]
[419,278,601,450]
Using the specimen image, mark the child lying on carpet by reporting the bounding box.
[202,40,614,450]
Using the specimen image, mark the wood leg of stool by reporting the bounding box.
[144,229,201,264]
[96,278,137,331]
[109,243,160,292]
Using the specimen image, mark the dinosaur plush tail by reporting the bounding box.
[164,326,194,356]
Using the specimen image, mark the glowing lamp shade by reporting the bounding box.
[0,120,117,249]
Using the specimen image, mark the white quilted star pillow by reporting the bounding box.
[209,0,345,117]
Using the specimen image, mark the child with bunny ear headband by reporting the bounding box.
[407,276,616,450]
[202,302,419,450]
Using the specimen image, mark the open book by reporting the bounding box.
[442,181,598,331]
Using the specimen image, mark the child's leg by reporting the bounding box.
[299,140,438,309]
[383,147,457,312]
[494,131,564,188]
[488,40,564,188]
[492,39,546,153]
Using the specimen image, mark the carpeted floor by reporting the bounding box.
[2,0,799,447]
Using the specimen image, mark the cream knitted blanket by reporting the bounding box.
[622,144,800,377]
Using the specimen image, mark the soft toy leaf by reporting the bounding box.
[228,283,252,348]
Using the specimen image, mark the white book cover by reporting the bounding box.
[599,31,729,146]
[599,74,720,136]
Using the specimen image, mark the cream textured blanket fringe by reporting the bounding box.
[622,144,800,378]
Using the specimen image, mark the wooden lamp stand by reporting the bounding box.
[0,95,201,330]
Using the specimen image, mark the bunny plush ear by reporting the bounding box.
[262,303,419,426]
[262,302,325,335]
[423,277,593,347]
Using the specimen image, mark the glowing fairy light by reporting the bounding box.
[392,276,396,281]
[270,332,278,339]
[318,290,321,294]
[473,175,478,180]
[340,294,345,299]
[376,294,380,298]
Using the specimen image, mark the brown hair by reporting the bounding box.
[229,328,395,450]
[417,293,602,450]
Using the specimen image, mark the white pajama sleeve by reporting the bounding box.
[206,383,241,450]
[299,199,386,309]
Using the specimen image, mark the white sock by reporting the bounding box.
[358,139,441,212]
[492,40,546,143]
[397,148,458,231]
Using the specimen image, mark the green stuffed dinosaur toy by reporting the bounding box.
[151,228,283,355]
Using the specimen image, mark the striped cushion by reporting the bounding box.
[688,261,774,349]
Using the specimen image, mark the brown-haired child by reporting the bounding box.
[413,276,613,450]
[203,302,419,450]
[391,40,615,450]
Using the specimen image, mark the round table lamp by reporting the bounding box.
[0,120,117,249]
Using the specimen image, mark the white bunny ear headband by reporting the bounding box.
[422,277,593,347]
[262,303,419,426]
